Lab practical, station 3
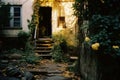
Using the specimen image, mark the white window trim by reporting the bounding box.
[10,5,21,28]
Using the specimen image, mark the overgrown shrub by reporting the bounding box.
[88,15,120,56]
[52,32,70,62]
[17,31,31,50]
[52,32,68,53]
[23,54,39,64]
[73,0,120,80]
[52,44,63,62]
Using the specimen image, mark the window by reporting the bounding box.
[10,5,21,28]
[0,5,21,28]
[58,16,66,28]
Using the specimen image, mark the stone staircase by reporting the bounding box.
[35,38,53,58]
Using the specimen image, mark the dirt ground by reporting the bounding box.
[0,54,80,80]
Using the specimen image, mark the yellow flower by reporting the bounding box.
[112,45,119,49]
[91,43,100,50]
[85,37,90,42]
[95,43,100,47]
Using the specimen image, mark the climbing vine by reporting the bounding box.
[27,0,40,39]
[28,0,60,39]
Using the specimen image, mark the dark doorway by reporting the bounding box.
[39,7,52,38]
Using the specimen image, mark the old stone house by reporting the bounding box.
[0,0,77,37]
[0,0,78,53]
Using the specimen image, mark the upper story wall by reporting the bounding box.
[1,0,34,37]
[2,0,34,31]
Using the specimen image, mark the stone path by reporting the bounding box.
[26,59,74,80]
[0,53,79,80]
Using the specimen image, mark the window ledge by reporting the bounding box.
[0,27,22,30]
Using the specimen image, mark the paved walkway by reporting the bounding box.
[0,53,79,80]
[27,59,74,80]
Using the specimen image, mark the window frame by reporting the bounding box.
[10,5,22,28]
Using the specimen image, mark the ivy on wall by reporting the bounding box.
[27,0,40,39]
[28,0,60,39]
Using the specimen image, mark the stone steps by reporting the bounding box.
[35,46,52,50]
[35,50,52,53]
[35,38,53,58]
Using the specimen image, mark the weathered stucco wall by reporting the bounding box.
[52,2,77,34]
[1,0,33,37]
[1,30,21,37]
[1,0,77,37]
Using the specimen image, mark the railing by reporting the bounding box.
[34,26,37,40]
[34,26,37,47]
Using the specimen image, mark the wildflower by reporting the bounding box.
[95,43,100,47]
[85,37,90,42]
[91,43,100,50]
[112,45,119,49]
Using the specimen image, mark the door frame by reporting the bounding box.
[38,7,52,38]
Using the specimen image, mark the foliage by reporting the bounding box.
[73,0,120,18]
[73,0,88,20]
[27,15,36,39]
[52,33,70,62]
[27,0,40,39]
[18,31,30,39]
[88,0,120,56]
[88,15,120,56]
[73,0,120,56]
[67,61,79,74]
[53,33,68,52]
[88,0,120,16]
[52,44,63,62]
[52,44,70,62]
[23,54,39,64]
[8,48,23,54]
[17,31,31,50]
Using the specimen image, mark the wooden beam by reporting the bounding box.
[40,0,75,2]
[57,0,75,2]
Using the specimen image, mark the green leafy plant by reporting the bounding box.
[89,15,120,56]
[67,61,78,73]
[52,44,63,62]
[8,48,23,54]
[27,15,36,40]
[73,0,120,56]
[52,33,70,62]
[24,54,39,64]
[17,31,31,50]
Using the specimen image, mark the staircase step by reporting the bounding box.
[36,40,53,43]
[35,38,53,58]
[35,50,52,53]
[35,53,52,59]
[38,38,52,41]
[38,54,52,57]
[70,56,78,60]
[35,47,52,50]
[28,69,48,75]
[36,44,52,47]
[69,56,78,62]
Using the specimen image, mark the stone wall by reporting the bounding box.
[80,43,120,80]
[80,43,98,80]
